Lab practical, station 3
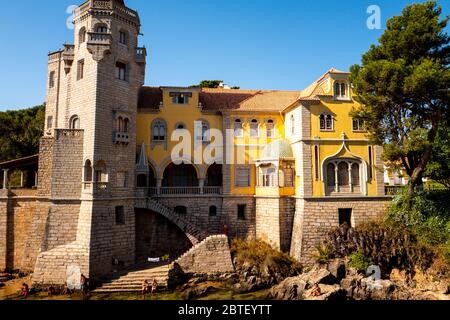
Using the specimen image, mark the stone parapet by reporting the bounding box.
[176,235,235,274]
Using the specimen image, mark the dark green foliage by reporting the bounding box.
[387,189,450,245]
[322,222,435,274]
[190,80,240,89]
[0,105,45,162]
[349,1,450,191]
[425,126,450,190]
[348,251,374,272]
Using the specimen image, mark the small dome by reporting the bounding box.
[260,140,294,160]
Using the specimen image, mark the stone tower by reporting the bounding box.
[34,0,146,284]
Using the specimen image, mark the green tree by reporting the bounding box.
[425,125,450,189]
[0,104,45,162]
[190,80,240,89]
[349,1,450,193]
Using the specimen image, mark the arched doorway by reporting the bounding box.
[135,208,193,264]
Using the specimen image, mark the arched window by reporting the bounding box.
[163,163,198,187]
[95,24,108,33]
[70,115,80,129]
[338,162,349,186]
[320,114,333,131]
[327,163,335,187]
[152,119,167,142]
[234,119,243,137]
[266,119,275,138]
[249,119,259,138]
[291,115,295,135]
[351,163,360,186]
[123,118,129,133]
[84,160,93,182]
[79,27,86,45]
[117,117,124,132]
[209,206,217,217]
[175,122,185,130]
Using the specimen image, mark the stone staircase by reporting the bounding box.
[92,264,170,293]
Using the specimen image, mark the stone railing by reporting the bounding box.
[203,187,222,195]
[135,187,157,198]
[114,132,130,145]
[82,182,109,195]
[55,129,83,140]
[87,32,112,46]
[160,187,201,195]
[385,185,403,196]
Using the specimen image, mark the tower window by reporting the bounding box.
[115,206,125,225]
[115,62,128,81]
[49,71,55,88]
[79,27,86,45]
[47,116,53,130]
[70,115,80,129]
[171,93,190,104]
[77,60,84,80]
[119,31,128,45]
[96,26,108,33]
[237,204,246,220]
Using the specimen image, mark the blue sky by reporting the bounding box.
[0,0,448,110]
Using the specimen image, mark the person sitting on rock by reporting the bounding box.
[142,280,149,299]
[151,279,158,296]
[19,283,29,299]
[310,283,322,297]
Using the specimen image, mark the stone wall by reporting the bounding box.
[256,196,295,252]
[156,196,224,236]
[222,196,256,240]
[176,235,235,274]
[290,197,391,265]
[0,189,8,271]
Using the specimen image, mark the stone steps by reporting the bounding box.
[92,264,170,293]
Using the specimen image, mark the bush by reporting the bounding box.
[322,222,435,274]
[313,244,335,264]
[230,239,302,280]
[348,251,374,272]
[386,189,450,246]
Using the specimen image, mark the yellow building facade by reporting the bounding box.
[135,69,390,263]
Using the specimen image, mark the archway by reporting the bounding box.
[162,163,199,187]
[205,163,223,187]
[135,208,193,263]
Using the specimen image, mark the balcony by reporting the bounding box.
[135,47,147,65]
[135,186,222,197]
[114,131,130,145]
[82,182,109,196]
[87,32,112,46]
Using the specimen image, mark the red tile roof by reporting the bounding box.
[137,87,301,112]
[138,87,163,110]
